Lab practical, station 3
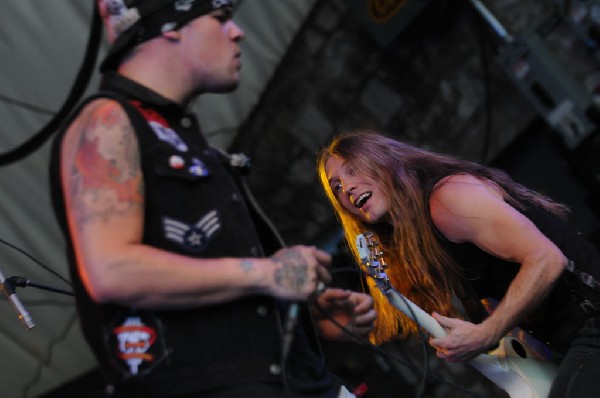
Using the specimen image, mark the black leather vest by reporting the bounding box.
[50,73,335,397]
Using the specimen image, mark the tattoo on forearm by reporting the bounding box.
[273,250,309,292]
[69,105,143,225]
[240,259,254,273]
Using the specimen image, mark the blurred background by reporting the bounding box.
[1,0,599,396]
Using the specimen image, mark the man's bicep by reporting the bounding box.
[62,100,144,228]
[434,182,553,263]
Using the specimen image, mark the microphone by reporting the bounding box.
[281,302,299,361]
[0,269,35,330]
[281,281,326,361]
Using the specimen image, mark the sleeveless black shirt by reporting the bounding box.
[428,177,600,354]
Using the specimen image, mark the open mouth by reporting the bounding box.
[354,192,372,208]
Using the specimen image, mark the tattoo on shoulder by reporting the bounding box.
[69,103,144,225]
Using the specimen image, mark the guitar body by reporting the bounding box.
[487,334,557,398]
[483,298,557,398]
[356,233,558,398]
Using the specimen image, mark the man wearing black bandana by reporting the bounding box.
[49,1,376,397]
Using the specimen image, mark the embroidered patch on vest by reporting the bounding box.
[129,100,188,152]
[105,311,170,377]
[163,210,221,252]
[149,120,188,152]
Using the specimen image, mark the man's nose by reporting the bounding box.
[229,21,245,41]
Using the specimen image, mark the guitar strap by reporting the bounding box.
[458,259,600,322]
[564,259,600,316]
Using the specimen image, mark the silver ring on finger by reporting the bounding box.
[316,281,326,296]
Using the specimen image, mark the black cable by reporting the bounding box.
[0,93,55,116]
[0,3,102,166]
[223,160,298,396]
[311,288,481,398]
[0,237,71,287]
[407,296,430,398]
[238,175,286,247]
[21,299,74,307]
[243,177,296,397]
[0,239,76,398]
[22,310,78,398]
[471,2,495,164]
[9,276,74,296]
[1,0,243,161]
[379,278,439,398]
[322,267,482,397]
[233,0,247,11]
[205,126,240,140]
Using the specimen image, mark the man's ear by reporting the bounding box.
[162,30,181,42]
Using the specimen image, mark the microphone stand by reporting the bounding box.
[0,272,74,331]
[7,276,74,297]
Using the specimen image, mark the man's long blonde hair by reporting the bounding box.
[317,129,569,344]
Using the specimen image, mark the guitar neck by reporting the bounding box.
[382,287,447,338]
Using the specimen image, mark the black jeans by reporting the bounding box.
[549,316,600,397]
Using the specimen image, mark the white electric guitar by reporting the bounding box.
[356,232,557,398]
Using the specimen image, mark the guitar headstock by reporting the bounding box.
[356,232,391,291]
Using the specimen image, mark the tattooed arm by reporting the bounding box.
[60,99,331,309]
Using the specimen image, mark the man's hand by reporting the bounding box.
[429,312,496,362]
[313,288,376,341]
[268,246,332,301]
